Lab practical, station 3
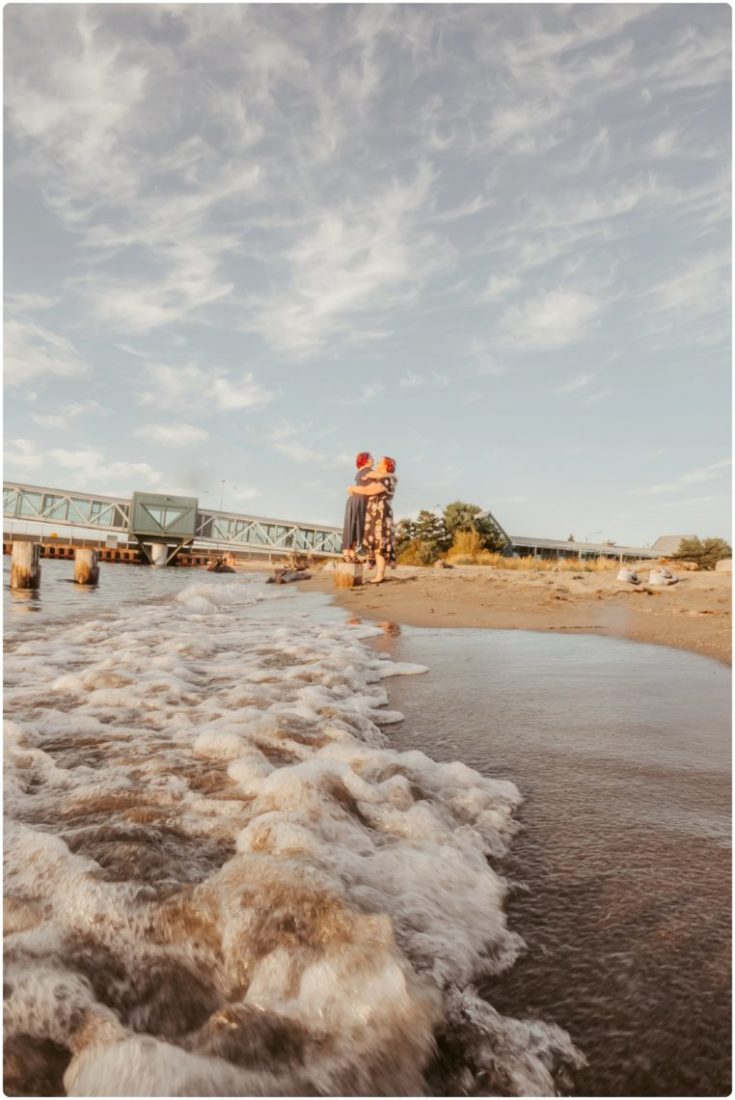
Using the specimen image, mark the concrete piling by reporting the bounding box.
[74,548,99,586]
[150,544,168,567]
[10,542,41,589]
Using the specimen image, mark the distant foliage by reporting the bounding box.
[442,501,507,553]
[398,538,441,566]
[672,537,732,570]
[396,510,450,565]
[396,501,506,565]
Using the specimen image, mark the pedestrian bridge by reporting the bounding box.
[3,482,342,558]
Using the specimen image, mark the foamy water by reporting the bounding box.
[4,564,581,1096]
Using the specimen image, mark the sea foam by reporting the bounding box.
[4,575,583,1095]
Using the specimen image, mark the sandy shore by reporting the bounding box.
[306,564,732,665]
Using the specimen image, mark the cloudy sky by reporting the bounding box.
[4,3,731,544]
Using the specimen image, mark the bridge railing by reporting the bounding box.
[3,482,342,556]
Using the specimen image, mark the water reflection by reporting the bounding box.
[7,588,42,612]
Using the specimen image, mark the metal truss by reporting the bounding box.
[3,482,342,556]
[3,483,130,531]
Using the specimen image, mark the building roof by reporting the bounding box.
[650,535,697,555]
[509,535,659,557]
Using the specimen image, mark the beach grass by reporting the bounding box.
[441,531,640,570]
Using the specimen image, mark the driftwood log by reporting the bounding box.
[267,569,312,585]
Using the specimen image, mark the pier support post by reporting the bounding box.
[150,543,168,567]
[335,562,363,589]
[74,548,99,586]
[11,542,41,589]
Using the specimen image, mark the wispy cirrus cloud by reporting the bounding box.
[496,289,602,351]
[630,459,731,496]
[3,4,730,544]
[556,372,595,394]
[136,362,275,413]
[4,439,164,496]
[248,163,447,356]
[4,439,44,477]
[31,401,102,432]
[5,310,91,388]
[134,423,209,448]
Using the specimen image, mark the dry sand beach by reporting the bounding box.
[309,565,732,665]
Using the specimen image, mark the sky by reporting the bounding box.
[4,3,732,546]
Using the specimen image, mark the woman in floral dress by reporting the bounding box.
[347,456,397,584]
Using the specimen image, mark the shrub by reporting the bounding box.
[672,537,732,571]
[398,538,441,566]
[445,530,496,564]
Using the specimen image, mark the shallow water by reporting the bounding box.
[383,626,731,1096]
[4,562,730,1096]
[4,562,580,1097]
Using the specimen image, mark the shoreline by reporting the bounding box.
[304,564,732,665]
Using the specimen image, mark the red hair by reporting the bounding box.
[356,452,372,469]
[382,456,396,474]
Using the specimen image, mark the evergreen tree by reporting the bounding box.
[395,518,417,558]
[414,510,451,554]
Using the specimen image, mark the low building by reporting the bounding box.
[506,535,659,562]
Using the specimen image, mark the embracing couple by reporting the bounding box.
[341,452,397,585]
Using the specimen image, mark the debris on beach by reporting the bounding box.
[266,568,312,584]
[648,567,678,587]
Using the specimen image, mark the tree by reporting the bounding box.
[395,518,417,558]
[567,534,575,542]
[396,511,451,564]
[672,537,732,570]
[414,510,451,554]
[443,501,506,552]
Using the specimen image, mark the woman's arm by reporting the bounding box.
[348,482,385,496]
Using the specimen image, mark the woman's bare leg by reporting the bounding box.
[370,552,386,583]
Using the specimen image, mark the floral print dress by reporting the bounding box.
[363,476,397,563]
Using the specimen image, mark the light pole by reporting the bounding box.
[216,481,238,553]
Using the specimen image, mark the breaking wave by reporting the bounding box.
[4,575,582,1095]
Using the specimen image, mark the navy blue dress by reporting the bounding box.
[342,467,372,551]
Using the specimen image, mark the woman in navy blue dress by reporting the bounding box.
[341,452,373,561]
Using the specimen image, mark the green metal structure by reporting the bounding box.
[128,492,200,564]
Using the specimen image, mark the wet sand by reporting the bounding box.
[307,565,732,665]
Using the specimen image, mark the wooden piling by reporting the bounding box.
[10,542,41,589]
[74,548,99,586]
[334,562,363,589]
